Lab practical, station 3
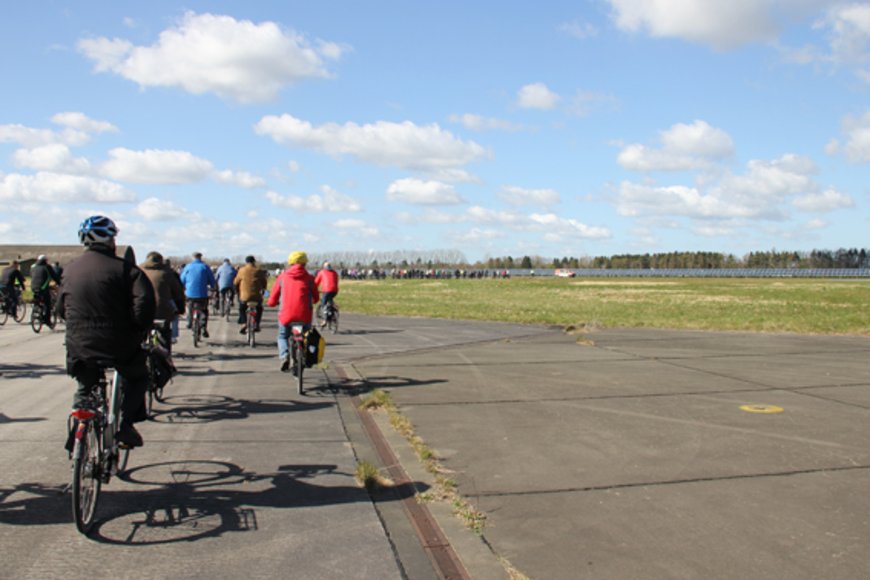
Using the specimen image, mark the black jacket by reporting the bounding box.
[30,263,60,292]
[57,245,156,368]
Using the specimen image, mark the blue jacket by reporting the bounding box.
[180,259,216,299]
[215,262,237,290]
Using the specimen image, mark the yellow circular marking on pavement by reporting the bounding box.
[740,404,784,414]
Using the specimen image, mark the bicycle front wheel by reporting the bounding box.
[72,421,101,534]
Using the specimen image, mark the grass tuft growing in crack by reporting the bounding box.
[355,460,394,493]
[359,388,487,533]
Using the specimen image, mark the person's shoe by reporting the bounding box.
[202,328,210,338]
[117,422,144,448]
[239,327,247,335]
[320,320,326,327]
[255,326,261,332]
[280,356,290,372]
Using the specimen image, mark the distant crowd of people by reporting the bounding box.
[340,268,511,280]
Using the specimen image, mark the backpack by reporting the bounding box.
[303,327,326,367]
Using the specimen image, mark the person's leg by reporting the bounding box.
[277,323,290,371]
[70,362,101,409]
[255,301,263,330]
[237,300,247,326]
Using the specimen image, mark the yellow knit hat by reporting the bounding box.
[288,251,308,265]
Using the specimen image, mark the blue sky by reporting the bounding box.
[1,1,868,263]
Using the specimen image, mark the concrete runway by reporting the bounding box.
[2,311,869,579]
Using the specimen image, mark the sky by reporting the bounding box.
[1,1,868,264]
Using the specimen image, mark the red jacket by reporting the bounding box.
[268,264,319,325]
[314,268,339,293]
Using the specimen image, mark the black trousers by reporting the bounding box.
[70,351,148,424]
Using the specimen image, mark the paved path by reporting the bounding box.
[2,312,869,579]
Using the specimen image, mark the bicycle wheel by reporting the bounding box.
[329,310,339,334]
[296,343,305,395]
[193,318,200,348]
[13,301,26,323]
[30,308,43,333]
[72,421,101,534]
[247,315,256,347]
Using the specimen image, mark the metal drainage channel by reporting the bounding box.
[342,372,470,579]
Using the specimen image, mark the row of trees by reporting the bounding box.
[200,248,869,271]
[483,248,870,270]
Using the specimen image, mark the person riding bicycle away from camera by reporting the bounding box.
[180,252,216,338]
[314,261,339,327]
[140,251,185,354]
[57,216,156,448]
[30,255,61,329]
[215,258,237,310]
[267,251,319,373]
[0,260,26,312]
[234,255,267,334]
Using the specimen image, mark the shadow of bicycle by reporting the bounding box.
[149,394,334,424]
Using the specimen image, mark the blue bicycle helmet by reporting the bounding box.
[78,215,119,246]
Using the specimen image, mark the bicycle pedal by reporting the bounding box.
[118,442,133,450]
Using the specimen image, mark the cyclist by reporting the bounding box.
[30,255,61,329]
[215,258,237,313]
[314,261,340,327]
[234,255,267,334]
[140,251,185,354]
[0,260,26,314]
[180,252,216,338]
[57,216,155,448]
[267,251,319,372]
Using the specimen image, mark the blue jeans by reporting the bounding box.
[277,322,309,360]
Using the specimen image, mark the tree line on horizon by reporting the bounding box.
[173,247,869,271]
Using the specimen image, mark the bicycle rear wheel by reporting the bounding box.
[296,343,305,395]
[72,421,101,534]
[329,311,339,334]
[247,315,256,347]
[30,308,43,333]
[193,318,201,347]
[13,301,26,323]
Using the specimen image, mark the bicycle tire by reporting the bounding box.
[329,311,339,334]
[30,308,43,333]
[72,421,101,534]
[193,317,200,348]
[247,314,256,347]
[13,301,26,323]
[296,342,305,395]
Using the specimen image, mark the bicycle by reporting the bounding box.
[220,289,235,321]
[288,323,306,395]
[245,301,258,347]
[30,292,55,333]
[69,367,131,535]
[191,302,206,347]
[144,320,173,417]
[322,302,340,334]
[0,287,26,325]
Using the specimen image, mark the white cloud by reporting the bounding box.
[448,113,523,132]
[386,178,465,205]
[607,0,829,50]
[793,188,854,211]
[559,20,598,39]
[101,148,214,184]
[528,213,611,240]
[77,12,345,103]
[618,120,735,171]
[829,110,870,162]
[215,169,267,189]
[516,82,561,110]
[51,112,118,134]
[134,197,198,221]
[617,153,854,221]
[265,185,362,213]
[0,123,89,148]
[334,218,380,237]
[0,171,135,203]
[498,185,561,207]
[822,4,870,66]
[449,228,505,243]
[12,144,92,174]
[255,114,488,171]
